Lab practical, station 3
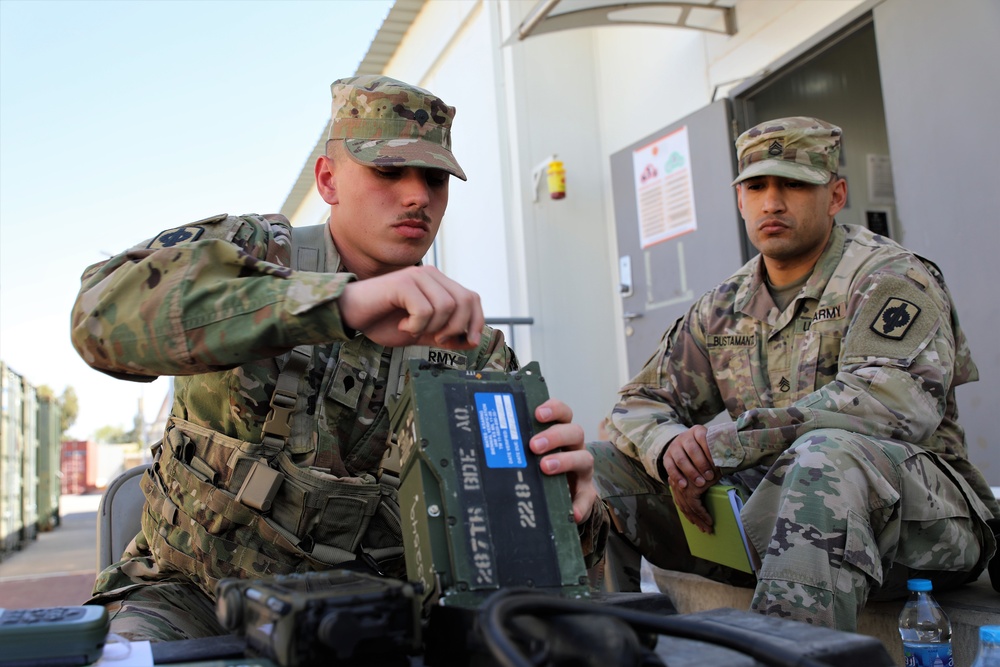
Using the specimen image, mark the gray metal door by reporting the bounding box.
[610,99,744,377]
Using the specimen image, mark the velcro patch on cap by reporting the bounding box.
[870,297,920,340]
[147,226,205,249]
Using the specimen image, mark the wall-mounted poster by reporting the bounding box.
[632,125,698,248]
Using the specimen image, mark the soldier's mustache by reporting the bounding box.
[396,211,432,224]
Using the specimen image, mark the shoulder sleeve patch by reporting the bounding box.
[870,297,921,340]
[845,273,941,364]
[145,213,229,249]
[147,225,205,249]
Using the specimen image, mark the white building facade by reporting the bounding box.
[282,0,1000,482]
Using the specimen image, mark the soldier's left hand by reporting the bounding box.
[528,399,596,524]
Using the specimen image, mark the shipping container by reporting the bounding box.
[19,381,38,544]
[36,396,62,530]
[0,362,25,558]
[61,440,97,495]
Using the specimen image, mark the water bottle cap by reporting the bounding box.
[982,626,1000,642]
[907,579,932,591]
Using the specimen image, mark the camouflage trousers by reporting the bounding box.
[91,580,224,642]
[589,429,993,631]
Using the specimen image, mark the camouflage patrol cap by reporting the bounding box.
[326,75,467,181]
[731,116,841,186]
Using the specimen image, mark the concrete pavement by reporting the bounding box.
[0,492,102,609]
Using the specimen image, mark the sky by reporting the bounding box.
[0,0,394,440]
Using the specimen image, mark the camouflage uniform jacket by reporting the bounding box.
[71,213,521,595]
[607,223,999,519]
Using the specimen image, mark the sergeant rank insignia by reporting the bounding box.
[870,297,921,340]
[148,225,205,249]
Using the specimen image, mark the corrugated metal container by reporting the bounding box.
[61,440,97,495]
[19,382,38,544]
[36,396,62,531]
[0,362,25,557]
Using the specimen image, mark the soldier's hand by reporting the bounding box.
[661,426,719,532]
[528,399,596,524]
[339,265,484,349]
[672,478,714,533]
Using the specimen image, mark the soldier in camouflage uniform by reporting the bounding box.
[72,75,607,641]
[590,117,998,631]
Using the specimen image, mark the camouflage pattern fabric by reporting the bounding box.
[600,223,998,631]
[101,585,223,643]
[732,116,841,185]
[745,430,986,628]
[588,440,757,589]
[327,75,467,181]
[94,530,224,642]
[591,432,987,630]
[72,213,519,638]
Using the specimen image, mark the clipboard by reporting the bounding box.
[675,484,760,574]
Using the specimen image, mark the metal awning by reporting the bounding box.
[510,0,736,43]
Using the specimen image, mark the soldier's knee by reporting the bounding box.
[585,439,617,464]
[789,428,855,451]
[585,440,658,499]
[783,429,881,473]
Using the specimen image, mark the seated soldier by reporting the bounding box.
[589,116,998,631]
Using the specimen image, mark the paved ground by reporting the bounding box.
[0,493,102,609]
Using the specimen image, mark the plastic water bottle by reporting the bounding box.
[971,625,1000,667]
[898,579,953,667]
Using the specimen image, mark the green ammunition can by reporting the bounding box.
[389,361,589,609]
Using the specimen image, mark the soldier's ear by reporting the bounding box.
[827,177,847,217]
[315,155,338,205]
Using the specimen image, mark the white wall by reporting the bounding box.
[337,0,873,439]
[588,0,865,299]
[385,2,519,351]
[873,0,1000,480]
[296,0,1000,452]
[289,2,524,354]
[494,0,864,436]
[385,0,627,436]
[501,8,623,437]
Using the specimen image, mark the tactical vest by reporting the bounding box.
[139,222,490,596]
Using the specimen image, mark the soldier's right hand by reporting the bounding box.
[661,426,719,533]
[339,265,484,350]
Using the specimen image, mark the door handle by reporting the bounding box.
[622,312,643,321]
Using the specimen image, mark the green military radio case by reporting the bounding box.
[389,360,589,609]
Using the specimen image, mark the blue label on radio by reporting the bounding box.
[475,391,526,468]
